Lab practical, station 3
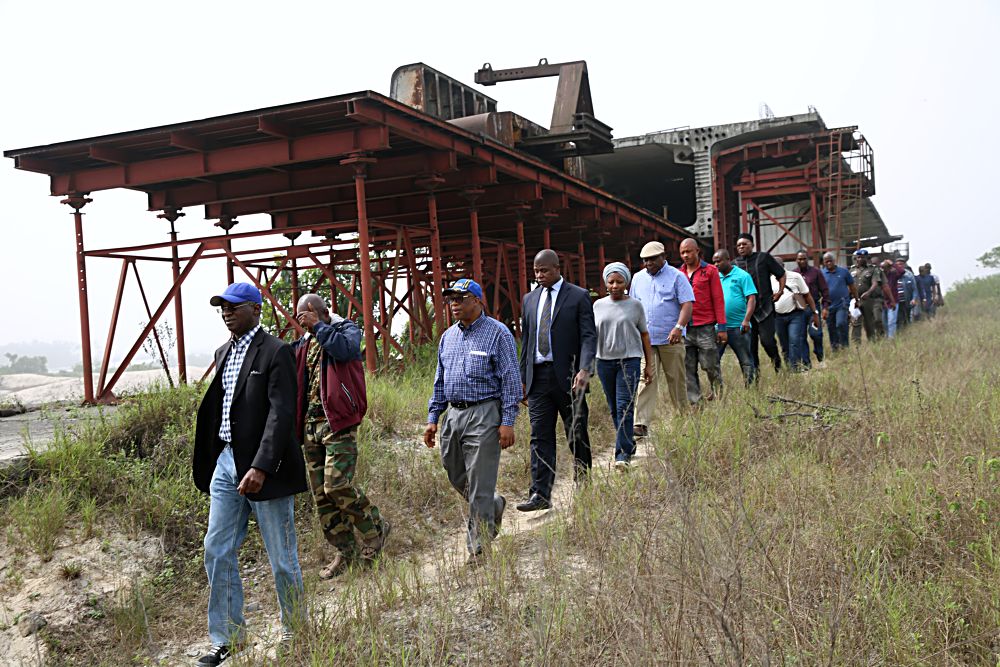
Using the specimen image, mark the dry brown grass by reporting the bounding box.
[3,276,997,665]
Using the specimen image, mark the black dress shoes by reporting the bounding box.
[516,494,552,512]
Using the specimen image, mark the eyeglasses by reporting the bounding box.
[216,302,252,315]
[444,294,473,304]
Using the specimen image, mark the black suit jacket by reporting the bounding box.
[193,329,308,501]
[519,280,597,395]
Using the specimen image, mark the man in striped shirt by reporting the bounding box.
[424,279,521,563]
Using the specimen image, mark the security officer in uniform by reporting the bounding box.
[849,249,891,344]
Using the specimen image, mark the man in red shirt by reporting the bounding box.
[679,238,727,405]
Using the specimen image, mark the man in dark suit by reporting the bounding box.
[516,249,597,512]
[192,282,307,666]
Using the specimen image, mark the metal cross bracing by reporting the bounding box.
[711,126,875,265]
[6,91,688,405]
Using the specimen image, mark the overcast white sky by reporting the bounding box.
[1,0,998,364]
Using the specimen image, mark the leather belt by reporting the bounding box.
[450,398,496,409]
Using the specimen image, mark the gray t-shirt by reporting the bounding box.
[593,296,648,360]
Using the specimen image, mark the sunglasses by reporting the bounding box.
[216,302,253,315]
[444,293,474,304]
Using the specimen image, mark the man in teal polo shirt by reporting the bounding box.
[712,249,758,386]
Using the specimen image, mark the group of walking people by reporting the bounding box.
[187,236,943,664]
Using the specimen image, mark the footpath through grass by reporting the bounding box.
[1,275,998,665]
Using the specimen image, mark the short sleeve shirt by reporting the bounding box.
[718,265,758,329]
[822,265,854,305]
[629,265,696,345]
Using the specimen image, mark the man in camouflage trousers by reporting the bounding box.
[293,293,389,579]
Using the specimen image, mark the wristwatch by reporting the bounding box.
[673,323,684,331]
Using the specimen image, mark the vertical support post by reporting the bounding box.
[809,190,822,265]
[516,218,528,297]
[462,188,486,288]
[215,216,239,284]
[577,232,587,290]
[597,241,607,296]
[285,231,302,337]
[427,194,446,336]
[62,194,94,404]
[543,224,551,249]
[159,206,187,384]
[343,155,379,372]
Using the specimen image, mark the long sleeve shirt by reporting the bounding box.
[799,265,830,309]
[682,260,727,329]
[427,313,521,426]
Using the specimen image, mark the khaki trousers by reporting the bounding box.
[635,343,687,427]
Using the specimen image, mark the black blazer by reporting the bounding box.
[519,280,597,395]
[193,329,308,501]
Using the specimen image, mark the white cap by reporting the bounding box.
[639,241,666,259]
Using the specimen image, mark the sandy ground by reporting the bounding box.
[0,369,205,468]
[0,368,207,408]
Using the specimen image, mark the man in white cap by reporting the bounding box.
[629,241,695,436]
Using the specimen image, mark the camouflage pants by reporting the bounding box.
[303,421,382,558]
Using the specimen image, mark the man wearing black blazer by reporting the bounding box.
[192,282,307,665]
[517,249,597,512]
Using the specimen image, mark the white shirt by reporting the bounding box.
[772,271,809,315]
[533,277,563,364]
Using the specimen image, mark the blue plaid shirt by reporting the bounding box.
[218,325,260,443]
[427,313,521,427]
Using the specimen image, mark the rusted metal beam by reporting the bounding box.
[51,125,390,195]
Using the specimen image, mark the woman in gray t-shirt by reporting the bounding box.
[593,262,654,467]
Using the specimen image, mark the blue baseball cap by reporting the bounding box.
[442,278,483,299]
[854,249,869,256]
[210,282,263,306]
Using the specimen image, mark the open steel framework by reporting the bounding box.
[712,126,876,263]
[6,91,689,404]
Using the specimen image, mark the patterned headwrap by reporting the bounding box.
[602,261,632,286]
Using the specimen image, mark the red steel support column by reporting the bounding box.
[285,231,302,320]
[577,233,587,290]
[597,241,607,296]
[469,208,483,287]
[462,189,485,288]
[345,155,378,371]
[543,224,551,249]
[62,194,95,404]
[427,194,446,336]
[216,216,238,284]
[516,218,528,297]
[159,207,187,385]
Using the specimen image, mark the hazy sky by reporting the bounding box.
[1,0,997,361]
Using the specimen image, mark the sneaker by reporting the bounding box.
[196,645,232,666]
[319,552,351,580]
[360,518,392,561]
[614,459,630,472]
[633,424,649,438]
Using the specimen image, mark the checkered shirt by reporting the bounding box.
[427,313,521,427]
[218,325,261,443]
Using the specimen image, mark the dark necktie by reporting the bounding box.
[538,287,552,357]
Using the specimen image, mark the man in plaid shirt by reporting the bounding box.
[424,278,521,563]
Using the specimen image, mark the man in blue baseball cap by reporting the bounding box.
[425,277,521,565]
[192,282,307,664]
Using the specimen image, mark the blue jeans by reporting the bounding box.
[775,311,808,370]
[883,303,898,338]
[596,358,640,462]
[718,327,756,386]
[827,300,850,350]
[205,446,304,646]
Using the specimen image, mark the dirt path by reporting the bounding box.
[216,437,649,665]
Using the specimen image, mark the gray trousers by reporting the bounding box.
[684,323,722,404]
[439,400,504,555]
